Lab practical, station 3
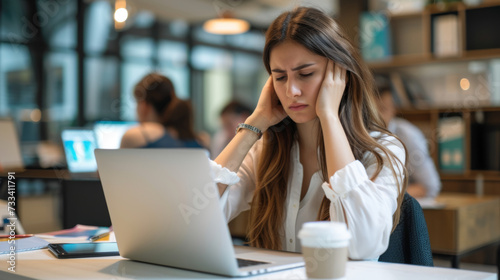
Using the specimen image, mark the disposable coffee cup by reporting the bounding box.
[298,221,351,280]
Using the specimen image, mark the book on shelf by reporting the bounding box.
[389,72,412,108]
[433,14,460,58]
[438,116,465,173]
[359,12,392,62]
[404,76,430,108]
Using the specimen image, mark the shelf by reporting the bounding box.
[367,50,500,70]
[365,1,500,71]
[441,171,500,181]
[399,106,500,114]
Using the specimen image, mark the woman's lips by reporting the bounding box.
[289,104,308,111]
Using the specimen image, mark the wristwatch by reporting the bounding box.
[235,123,263,139]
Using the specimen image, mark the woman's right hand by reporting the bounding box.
[246,76,287,132]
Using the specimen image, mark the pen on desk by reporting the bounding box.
[89,231,110,242]
[0,234,34,241]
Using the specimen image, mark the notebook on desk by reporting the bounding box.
[61,129,98,178]
[94,148,304,277]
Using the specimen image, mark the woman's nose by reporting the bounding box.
[286,80,301,98]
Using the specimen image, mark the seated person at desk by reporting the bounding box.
[211,7,407,260]
[211,100,253,158]
[120,73,203,149]
[377,86,441,198]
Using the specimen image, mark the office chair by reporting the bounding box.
[379,193,434,266]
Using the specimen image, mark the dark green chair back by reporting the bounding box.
[379,193,434,266]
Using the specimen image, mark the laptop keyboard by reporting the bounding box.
[237,258,269,268]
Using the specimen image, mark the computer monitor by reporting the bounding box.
[61,129,98,173]
[93,121,138,149]
[0,119,24,170]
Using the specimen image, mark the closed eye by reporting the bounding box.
[300,73,313,78]
[276,76,286,81]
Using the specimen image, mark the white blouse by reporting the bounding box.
[211,132,405,260]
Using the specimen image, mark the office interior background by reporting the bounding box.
[1,0,500,271]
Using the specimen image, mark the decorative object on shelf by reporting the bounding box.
[426,0,462,10]
[489,59,500,106]
[359,12,392,62]
[463,0,483,6]
[386,0,426,14]
[438,116,465,173]
[433,14,460,58]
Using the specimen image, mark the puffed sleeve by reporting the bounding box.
[213,141,262,223]
[321,134,405,260]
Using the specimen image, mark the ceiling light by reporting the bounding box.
[114,8,128,23]
[203,12,250,35]
[114,0,127,30]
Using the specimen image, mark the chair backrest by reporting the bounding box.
[379,193,434,266]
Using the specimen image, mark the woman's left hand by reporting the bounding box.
[316,60,347,119]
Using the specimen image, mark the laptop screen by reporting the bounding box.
[93,121,138,149]
[62,129,98,173]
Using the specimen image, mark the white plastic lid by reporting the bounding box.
[298,221,351,248]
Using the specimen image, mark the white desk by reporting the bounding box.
[0,248,496,280]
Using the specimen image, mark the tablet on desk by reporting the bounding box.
[48,242,119,259]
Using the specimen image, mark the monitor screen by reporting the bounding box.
[93,121,138,149]
[61,129,98,173]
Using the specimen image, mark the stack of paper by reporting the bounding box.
[35,224,110,240]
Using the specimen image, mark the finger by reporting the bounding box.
[340,66,347,82]
[328,60,334,79]
[323,60,333,84]
[265,75,273,88]
[334,62,342,81]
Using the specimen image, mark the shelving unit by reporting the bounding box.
[367,1,500,72]
[399,106,500,196]
[365,1,500,196]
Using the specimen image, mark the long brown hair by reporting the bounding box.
[134,73,197,140]
[247,7,408,250]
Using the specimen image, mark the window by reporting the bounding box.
[85,1,114,55]
[159,40,189,99]
[44,51,77,140]
[39,0,77,49]
[121,35,155,60]
[120,61,154,121]
[0,44,36,118]
[84,57,120,122]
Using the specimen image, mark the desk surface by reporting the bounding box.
[423,193,500,255]
[0,246,496,280]
[0,169,99,180]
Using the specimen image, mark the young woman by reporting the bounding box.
[211,7,408,260]
[120,73,203,149]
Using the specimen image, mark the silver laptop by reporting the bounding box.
[61,129,98,178]
[94,149,304,277]
[0,119,24,170]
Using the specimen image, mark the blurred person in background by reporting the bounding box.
[120,73,203,149]
[377,86,441,198]
[211,100,253,158]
